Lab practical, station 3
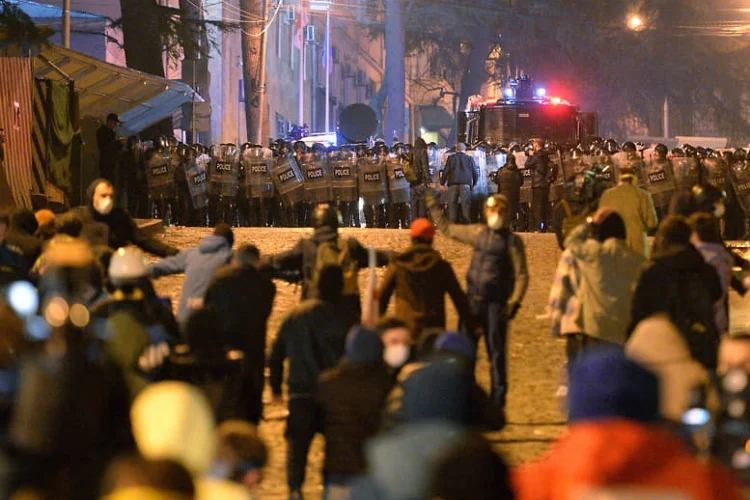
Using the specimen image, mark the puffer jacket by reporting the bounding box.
[378,243,473,335]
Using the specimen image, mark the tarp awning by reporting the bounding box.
[419,105,454,130]
[33,44,202,135]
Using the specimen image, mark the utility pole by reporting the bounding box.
[62,0,71,48]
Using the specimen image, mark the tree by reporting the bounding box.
[0,0,53,51]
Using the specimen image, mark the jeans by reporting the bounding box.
[471,299,509,407]
[531,186,550,232]
[286,397,320,493]
[447,184,472,223]
[410,185,427,220]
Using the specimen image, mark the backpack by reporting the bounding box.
[560,199,589,242]
[402,154,419,184]
[312,237,359,296]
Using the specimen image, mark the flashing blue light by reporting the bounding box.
[503,88,513,99]
[536,87,547,98]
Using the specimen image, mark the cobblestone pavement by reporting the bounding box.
[150,227,750,499]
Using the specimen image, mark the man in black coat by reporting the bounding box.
[527,138,551,232]
[409,138,432,220]
[72,179,178,257]
[96,113,123,183]
[316,326,393,497]
[441,142,479,223]
[268,265,360,497]
[496,155,524,230]
[204,244,276,424]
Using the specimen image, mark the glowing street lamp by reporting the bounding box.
[627,14,645,32]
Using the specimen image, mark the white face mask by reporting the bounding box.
[487,213,504,230]
[383,344,410,368]
[94,197,113,215]
[714,203,726,219]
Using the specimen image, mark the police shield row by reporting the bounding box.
[132,138,430,229]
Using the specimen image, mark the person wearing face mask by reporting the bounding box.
[427,193,529,423]
[72,179,178,257]
[377,317,416,373]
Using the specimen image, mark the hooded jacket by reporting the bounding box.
[599,182,658,258]
[527,149,551,188]
[628,244,722,369]
[73,179,178,257]
[130,382,250,500]
[410,138,430,187]
[564,223,645,344]
[149,234,234,324]
[513,419,742,500]
[626,315,713,422]
[315,327,393,478]
[378,243,474,335]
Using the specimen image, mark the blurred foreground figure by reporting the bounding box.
[73,179,177,257]
[101,455,195,499]
[0,210,28,285]
[213,420,268,493]
[513,349,742,500]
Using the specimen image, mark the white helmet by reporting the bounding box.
[109,246,148,284]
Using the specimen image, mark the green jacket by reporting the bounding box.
[599,182,658,258]
[564,224,646,344]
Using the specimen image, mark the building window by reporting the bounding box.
[276,113,289,138]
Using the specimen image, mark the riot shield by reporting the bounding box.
[185,157,209,210]
[145,147,175,197]
[704,157,729,192]
[486,153,506,194]
[516,152,533,204]
[730,161,750,213]
[359,158,387,206]
[270,154,305,206]
[672,157,700,189]
[386,157,410,204]
[611,152,643,183]
[242,147,275,199]
[468,150,488,196]
[331,153,358,203]
[302,154,332,204]
[549,150,565,203]
[641,158,677,210]
[209,145,240,197]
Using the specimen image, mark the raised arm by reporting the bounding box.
[426,192,483,246]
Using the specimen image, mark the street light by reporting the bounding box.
[627,14,645,32]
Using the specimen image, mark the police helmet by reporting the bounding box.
[684,144,697,157]
[571,146,585,160]
[696,146,707,159]
[671,148,685,158]
[509,143,522,154]
[293,141,307,153]
[734,149,747,163]
[654,143,669,157]
[622,141,636,154]
[604,139,620,155]
[311,203,341,230]
[692,184,727,212]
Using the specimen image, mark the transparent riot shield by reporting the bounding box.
[549,150,565,203]
[730,161,750,213]
[704,158,729,192]
[186,157,209,210]
[359,158,387,206]
[145,147,175,198]
[209,145,240,197]
[242,146,275,199]
[516,152,532,204]
[270,154,305,206]
[331,153,358,203]
[386,156,411,204]
[486,153,506,194]
[641,158,677,210]
[672,157,700,189]
[302,153,332,204]
[467,150,488,196]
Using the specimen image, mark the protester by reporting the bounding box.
[315,327,393,498]
[34,208,56,241]
[562,208,645,352]
[598,165,658,257]
[440,142,479,223]
[429,193,529,420]
[100,455,195,500]
[377,316,417,373]
[268,265,359,498]
[513,349,742,500]
[73,179,178,257]
[496,153,524,230]
[204,244,276,424]
[97,113,124,183]
[378,218,474,338]
[267,204,391,313]
[30,212,86,278]
[690,212,733,334]
[0,210,28,285]
[527,138,551,232]
[548,246,583,369]
[629,215,723,370]
[626,314,714,423]
[409,137,432,220]
[213,420,268,494]
[130,381,251,499]
[149,224,234,324]
[6,209,42,266]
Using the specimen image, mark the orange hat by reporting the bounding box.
[410,218,436,242]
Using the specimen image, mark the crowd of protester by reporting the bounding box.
[0,175,749,499]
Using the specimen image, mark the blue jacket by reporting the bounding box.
[441,152,478,187]
[149,234,233,323]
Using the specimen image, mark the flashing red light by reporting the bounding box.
[550,97,562,105]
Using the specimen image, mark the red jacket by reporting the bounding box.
[513,419,741,500]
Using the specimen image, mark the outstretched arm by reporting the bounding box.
[148,250,189,278]
[426,192,483,246]
[126,214,178,257]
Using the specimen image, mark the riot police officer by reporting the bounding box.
[332,145,360,227]
[271,140,305,227]
[387,143,411,229]
[360,144,388,228]
[208,143,240,226]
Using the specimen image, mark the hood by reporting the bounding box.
[131,381,217,477]
[199,234,230,254]
[365,421,464,500]
[312,225,338,245]
[414,138,427,150]
[626,314,708,421]
[539,419,692,485]
[394,360,472,425]
[345,326,384,364]
[10,209,38,235]
[652,244,706,270]
[86,178,110,206]
[393,244,441,273]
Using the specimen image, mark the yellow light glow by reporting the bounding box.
[627,15,644,31]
